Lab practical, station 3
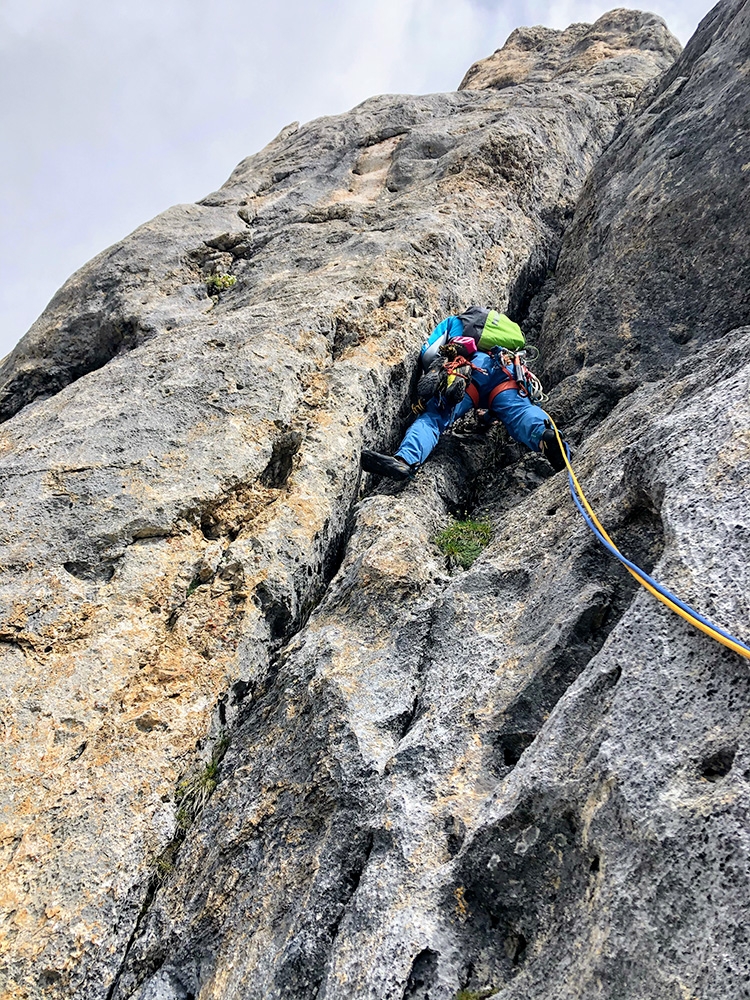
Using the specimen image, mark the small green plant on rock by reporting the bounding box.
[175,732,230,830]
[454,989,497,1000]
[153,854,175,879]
[205,273,237,295]
[435,518,492,570]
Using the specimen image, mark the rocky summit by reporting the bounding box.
[0,4,748,999]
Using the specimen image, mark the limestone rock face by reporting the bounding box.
[539,0,750,436]
[2,5,747,1000]
[459,8,680,99]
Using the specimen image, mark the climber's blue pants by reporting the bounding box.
[396,389,549,467]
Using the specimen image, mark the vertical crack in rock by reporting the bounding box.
[104,876,162,1000]
[485,508,664,780]
[4,7,731,999]
[102,468,374,1000]
[436,481,668,994]
[109,658,381,1000]
[259,429,304,489]
[108,407,502,998]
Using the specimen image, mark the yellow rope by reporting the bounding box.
[549,419,750,661]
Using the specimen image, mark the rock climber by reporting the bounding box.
[361,306,567,481]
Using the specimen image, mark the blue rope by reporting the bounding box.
[564,456,750,656]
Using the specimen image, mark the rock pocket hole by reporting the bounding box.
[260,430,302,489]
[39,970,63,989]
[506,930,527,967]
[496,731,536,768]
[700,747,736,782]
[445,815,467,858]
[254,582,293,643]
[403,948,440,1000]
[606,665,622,687]
[63,560,117,583]
[200,512,223,541]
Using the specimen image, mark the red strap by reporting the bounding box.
[467,364,525,408]
[444,357,487,379]
[488,379,523,405]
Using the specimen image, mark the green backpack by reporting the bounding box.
[476,310,525,352]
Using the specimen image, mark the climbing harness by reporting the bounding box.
[414,336,548,416]
[483,347,549,406]
[550,419,750,661]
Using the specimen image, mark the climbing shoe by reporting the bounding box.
[444,363,470,405]
[360,449,414,481]
[539,428,567,473]
[417,362,446,402]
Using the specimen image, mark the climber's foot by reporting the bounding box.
[361,450,413,481]
[539,428,567,473]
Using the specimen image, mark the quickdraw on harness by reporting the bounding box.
[412,342,487,414]
[465,346,548,409]
[514,347,547,405]
[442,349,488,384]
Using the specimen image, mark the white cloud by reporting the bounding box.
[0,0,714,357]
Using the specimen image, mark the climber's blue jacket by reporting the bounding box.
[421,308,527,368]
[396,348,548,468]
[420,315,463,362]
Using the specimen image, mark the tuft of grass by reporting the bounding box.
[205,273,236,295]
[175,732,231,830]
[454,990,497,1000]
[153,855,175,879]
[435,518,492,570]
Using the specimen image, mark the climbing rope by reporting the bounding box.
[442,355,486,381]
[549,419,750,661]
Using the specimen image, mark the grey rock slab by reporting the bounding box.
[0,9,682,1000]
[119,325,749,997]
[452,334,750,999]
[113,4,750,999]
[539,0,750,439]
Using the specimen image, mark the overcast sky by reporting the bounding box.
[1,0,715,358]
